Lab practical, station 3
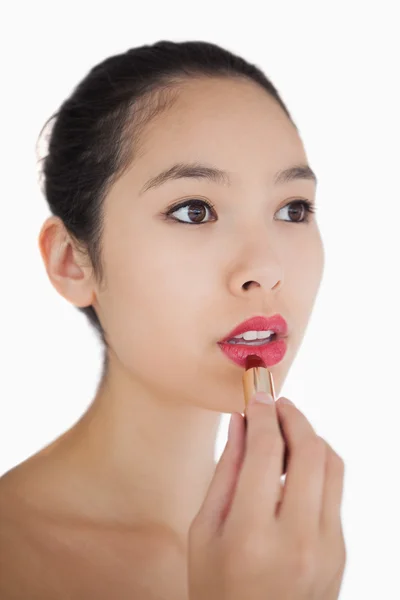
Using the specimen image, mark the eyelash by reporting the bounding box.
[162,198,316,225]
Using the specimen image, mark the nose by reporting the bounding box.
[227,233,284,298]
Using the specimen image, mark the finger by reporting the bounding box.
[226,397,284,534]
[191,412,246,542]
[275,399,325,538]
[319,439,346,535]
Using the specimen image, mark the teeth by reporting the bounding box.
[233,330,275,341]
[226,330,277,346]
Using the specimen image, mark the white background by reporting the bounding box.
[1,1,399,598]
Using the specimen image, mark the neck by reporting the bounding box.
[56,355,222,545]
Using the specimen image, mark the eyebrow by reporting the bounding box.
[139,161,317,195]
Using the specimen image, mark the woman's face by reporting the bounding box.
[94,77,324,413]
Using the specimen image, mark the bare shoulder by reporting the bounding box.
[0,465,97,599]
[0,470,188,600]
[0,472,62,599]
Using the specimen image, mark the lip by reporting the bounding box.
[217,314,288,368]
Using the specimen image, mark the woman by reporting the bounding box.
[0,40,346,599]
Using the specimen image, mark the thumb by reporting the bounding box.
[190,412,246,541]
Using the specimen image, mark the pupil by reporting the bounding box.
[188,204,206,223]
[288,204,303,222]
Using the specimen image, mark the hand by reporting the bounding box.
[188,393,346,600]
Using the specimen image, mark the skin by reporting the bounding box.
[1,76,324,596]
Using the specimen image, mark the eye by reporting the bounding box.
[163,198,217,225]
[276,200,316,223]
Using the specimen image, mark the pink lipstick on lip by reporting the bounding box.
[217,314,288,368]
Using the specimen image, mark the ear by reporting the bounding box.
[38,216,96,308]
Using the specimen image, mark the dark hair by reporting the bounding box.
[37,40,296,381]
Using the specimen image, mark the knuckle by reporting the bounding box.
[299,435,326,459]
[331,453,345,477]
[331,530,347,572]
[314,435,329,454]
[325,441,346,473]
[334,450,345,469]
[338,540,347,567]
[323,524,347,571]
[224,531,266,572]
[241,531,266,562]
[292,543,317,583]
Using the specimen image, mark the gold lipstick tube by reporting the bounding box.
[242,357,286,483]
[242,355,275,415]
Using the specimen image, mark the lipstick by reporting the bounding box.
[242,354,275,415]
[242,356,288,478]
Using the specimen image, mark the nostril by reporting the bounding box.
[243,281,257,291]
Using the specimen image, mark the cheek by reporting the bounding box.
[287,231,324,318]
[98,239,216,387]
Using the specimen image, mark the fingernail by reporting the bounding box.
[250,392,274,405]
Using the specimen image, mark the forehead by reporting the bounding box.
[135,77,306,171]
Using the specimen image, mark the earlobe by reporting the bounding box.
[38,216,95,308]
